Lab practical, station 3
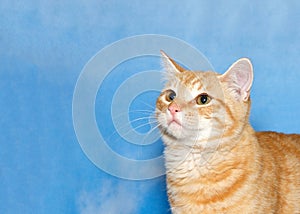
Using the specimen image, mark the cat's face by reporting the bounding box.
[156,51,253,146]
[156,70,224,142]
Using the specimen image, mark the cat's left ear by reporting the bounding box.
[160,50,185,74]
[219,58,253,101]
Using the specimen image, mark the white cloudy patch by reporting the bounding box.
[78,179,148,214]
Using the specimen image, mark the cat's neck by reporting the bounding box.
[164,125,263,213]
[164,124,259,180]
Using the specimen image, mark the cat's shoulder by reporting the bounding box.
[256,131,300,141]
[255,131,300,152]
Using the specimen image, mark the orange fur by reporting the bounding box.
[156,52,300,213]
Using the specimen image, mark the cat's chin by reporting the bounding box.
[162,122,186,140]
[163,125,215,143]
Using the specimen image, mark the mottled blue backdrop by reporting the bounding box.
[1,1,299,213]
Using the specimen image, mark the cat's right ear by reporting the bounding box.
[160,50,185,74]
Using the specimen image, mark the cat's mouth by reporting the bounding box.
[168,118,182,127]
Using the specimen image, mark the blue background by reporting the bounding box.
[1,1,299,213]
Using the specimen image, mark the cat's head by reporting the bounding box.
[156,51,253,146]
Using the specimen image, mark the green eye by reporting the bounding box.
[166,90,176,102]
[196,93,211,105]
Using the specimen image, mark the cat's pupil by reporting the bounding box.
[169,91,176,101]
[196,94,210,105]
[201,95,208,104]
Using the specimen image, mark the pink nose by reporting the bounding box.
[168,103,181,115]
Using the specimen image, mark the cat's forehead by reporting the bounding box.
[167,70,221,97]
[177,71,206,88]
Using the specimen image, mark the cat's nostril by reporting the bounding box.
[168,103,181,114]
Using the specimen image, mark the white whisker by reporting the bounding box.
[143,123,161,137]
[112,109,156,120]
[108,116,158,141]
[138,100,156,111]
[129,120,158,131]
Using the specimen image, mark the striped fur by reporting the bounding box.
[156,52,300,213]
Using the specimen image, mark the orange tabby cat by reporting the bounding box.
[156,51,300,213]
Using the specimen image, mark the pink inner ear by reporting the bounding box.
[236,60,253,100]
[237,71,250,100]
[237,68,250,91]
[221,58,253,101]
[240,60,253,93]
